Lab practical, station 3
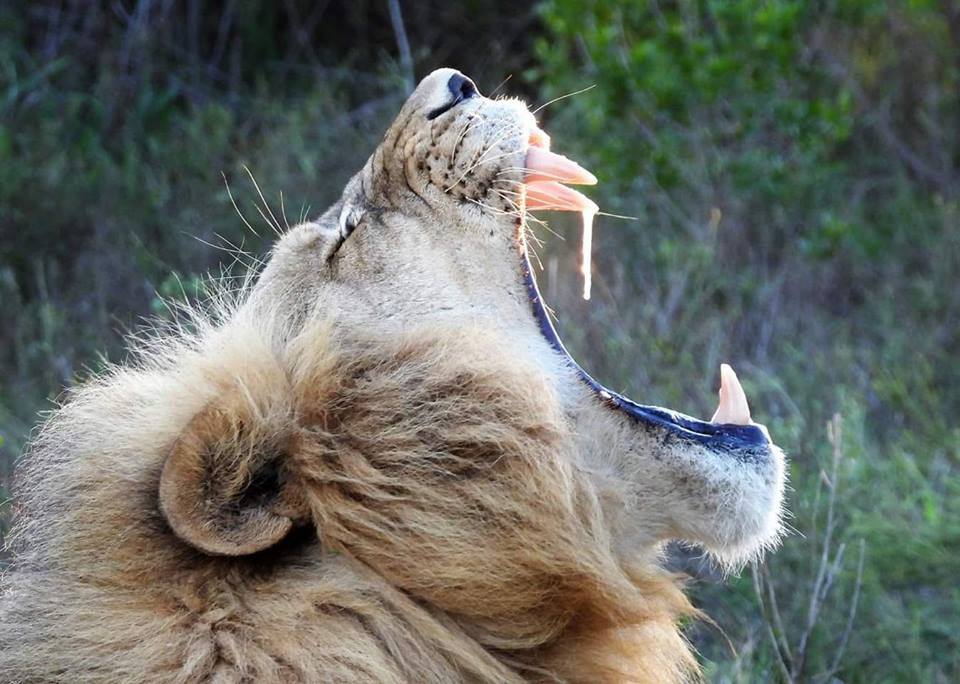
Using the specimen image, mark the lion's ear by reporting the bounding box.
[159,403,305,556]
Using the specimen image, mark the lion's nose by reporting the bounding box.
[447,73,479,101]
[426,72,480,120]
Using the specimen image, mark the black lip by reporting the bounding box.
[426,98,461,121]
[426,83,479,120]
[519,238,771,450]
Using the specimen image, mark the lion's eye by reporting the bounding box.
[339,215,358,240]
[326,203,365,261]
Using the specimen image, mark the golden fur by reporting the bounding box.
[1,69,784,682]
[1,305,695,682]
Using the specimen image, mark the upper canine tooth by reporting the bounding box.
[524,147,598,185]
[711,363,752,425]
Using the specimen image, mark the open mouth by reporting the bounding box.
[519,128,771,451]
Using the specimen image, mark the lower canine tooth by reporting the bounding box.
[711,363,752,425]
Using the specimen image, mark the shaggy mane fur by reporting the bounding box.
[0,281,697,683]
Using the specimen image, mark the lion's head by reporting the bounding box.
[253,68,785,565]
[0,69,785,683]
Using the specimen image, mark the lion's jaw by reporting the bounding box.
[264,68,785,567]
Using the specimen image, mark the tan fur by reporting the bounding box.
[1,310,694,682]
[1,69,784,682]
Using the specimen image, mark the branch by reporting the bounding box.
[752,414,864,681]
[819,539,867,682]
[813,35,955,194]
[793,414,843,679]
[762,563,794,663]
[942,0,960,172]
[752,565,793,682]
[387,0,415,93]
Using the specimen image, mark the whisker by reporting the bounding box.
[491,189,522,213]
[467,147,522,173]
[243,165,283,236]
[222,172,258,237]
[445,123,524,191]
[458,134,525,180]
[597,211,639,221]
[465,196,518,218]
[212,232,267,269]
[487,74,513,98]
[253,202,281,238]
[279,190,290,229]
[492,184,570,242]
[452,112,481,155]
[468,123,524,166]
[532,84,597,115]
[524,230,545,272]
[490,186,527,197]
[301,204,313,223]
[487,189,561,245]
[525,216,565,242]
[192,233,264,272]
[443,115,487,192]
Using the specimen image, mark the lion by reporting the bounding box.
[0,69,785,683]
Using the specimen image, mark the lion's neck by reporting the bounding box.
[334,211,536,329]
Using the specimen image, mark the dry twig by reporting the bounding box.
[753,414,867,683]
[387,0,415,93]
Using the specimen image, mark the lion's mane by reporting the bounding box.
[0,284,696,683]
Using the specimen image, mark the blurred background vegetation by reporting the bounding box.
[0,1,957,681]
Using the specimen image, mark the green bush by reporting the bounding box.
[533,0,959,680]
